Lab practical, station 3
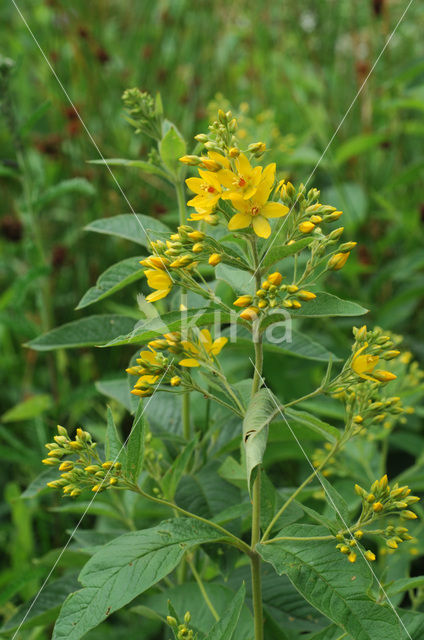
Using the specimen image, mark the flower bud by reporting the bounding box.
[372,370,397,383]
[327,252,350,271]
[365,550,376,561]
[233,295,253,308]
[310,215,322,224]
[328,227,344,240]
[339,241,357,252]
[297,290,316,301]
[192,242,204,253]
[348,552,357,563]
[267,272,283,286]
[208,253,221,266]
[229,147,240,158]
[372,501,384,513]
[188,230,205,241]
[286,285,298,293]
[171,376,181,387]
[401,510,418,520]
[240,307,259,321]
[299,221,315,234]
[194,134,208,143]
[179,155,200,166]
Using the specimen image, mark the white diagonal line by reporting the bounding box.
[249,358,412,640]
[255,0,414,279]
[11,364,173,640]
[10,0,176,284]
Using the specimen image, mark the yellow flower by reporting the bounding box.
[351,344,380,381]
[227,167,289,238]
[144,266,172,302]
[186,170,223,214]
[179,329,227,367]
[219,154,265,200]
[131,350,162,387]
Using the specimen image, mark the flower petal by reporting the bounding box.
[208,151,230,169]
[179,358,200,367]
[210,337,228,355]
[262,202,290,218]
[252,215,271,238]
[185,177,204,194]
[146,288,170,302]
[228,212,252,230]
[236,153,252,176]
[199,329,213,347]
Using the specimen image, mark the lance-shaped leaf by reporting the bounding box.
[260,236,314,270]
[85,214,170,248]
[125,401,145,482]
[205,583,246,640]
[90,158,170,179]
[257,524,401,640]
[243,388,280,495]
[26,315,136,351]
[52,518,227,640]
[76,256,145,309]
[160,125,186,173]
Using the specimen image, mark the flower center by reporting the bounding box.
[201,183,216,194]
[238,176,246,187]
[251,206,260,216]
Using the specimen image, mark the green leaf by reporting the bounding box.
[89,158,170,179]
[1,394,52,422]
[260,237,314,270]
[284,408,340,443]
[95,378,138,414]
[34,178,95,210]
[85,214,170,248]
[321,182,367,231]
[205,583,245,640]
[52,518,226,640]
[125,401,145,482]
[26,315,136,351]
[103,308,232,347]
[260,293,368,324]
[318,475,350,524]
[258,524,401,640]
[76,257,145,309]
[105,407,125,464]
[162,437,197,499]
[176,462,240,518]
[386,576,424,596]
[335,133,388,166]
[262,328,340,362]
[215,264,255,295]
[21,468,59,498]
[243,389,279,495]
[159,126,186,173]
[1,573,80,633]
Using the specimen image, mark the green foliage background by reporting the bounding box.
[1,1,424,638]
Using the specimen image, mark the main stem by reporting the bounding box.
[175,178,191,440]
[250,238,264,640]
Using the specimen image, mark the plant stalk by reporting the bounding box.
[175,178,191,439]
[250,237,264,640]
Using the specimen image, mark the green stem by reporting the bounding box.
[262,535,334,544]
[283,386,323,409]
[187,557,219,622]
[175,178,191,440]
[130,483,252,557]
[250,236,264,640]
[262,441,339,542]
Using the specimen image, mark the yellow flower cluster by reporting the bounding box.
[126,329,227,396]
[233,271,316,321]
[183,150,289,238]
[335,475,419,563]
[42,425,122,496]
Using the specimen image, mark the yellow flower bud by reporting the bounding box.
[372,370,397,383]
[42,457,60,465]
[401,510,418,520]
[353,415,363,424]
[102,461,114,470]
[325,210,343,221]
[188,230,205,241]
[171,376,181,387]
[208,253,221,266]
[234,295,253,308]
[69,441,83,450]
[240,307,259,321]
[354,530,363,539]
[286,285,299,293]
[348,552,357,563]
[229,147,240,158]
[179,155,200,166]
[299,221,315,234]
[327,252,350,271]
[70,488,81,497]
[267,272,283,286]
[372,501,384,513]
[258,300,268,309]
[59,461,74,472]
[379,474,389,490]
[109,477,118,485]
[291,300,302,309]
[310,215,322,224]
[383,350,401,360]
[340,545,350,554]
[192,242,204,253]
[365,550,376,561]
[387,539,398,549]
[297,290,316,301]
[200,158,221,171]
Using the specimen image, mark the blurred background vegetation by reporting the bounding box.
[1,0,423,637]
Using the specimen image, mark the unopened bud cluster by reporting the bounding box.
[43,425,122,497]
[166,610,196,639]
[122,88,162,141]
[234,271,316,321]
